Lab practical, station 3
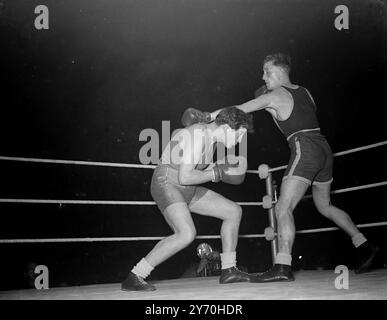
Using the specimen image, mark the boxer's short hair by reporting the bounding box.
[264,53,291,74]
[215,106,254,133]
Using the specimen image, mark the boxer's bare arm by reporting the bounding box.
[209,88,292,120]
[178,131,214,185]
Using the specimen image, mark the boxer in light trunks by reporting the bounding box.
[189,53,379,281]
[121,107,254,291]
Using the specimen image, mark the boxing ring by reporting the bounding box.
[0,141,386,300]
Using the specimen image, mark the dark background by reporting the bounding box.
[0,0,386,290]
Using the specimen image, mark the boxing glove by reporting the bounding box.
[181,108,212,127]
[212,155,248,185]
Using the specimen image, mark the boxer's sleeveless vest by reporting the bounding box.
[273,86,320,140]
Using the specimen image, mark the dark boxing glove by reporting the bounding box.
[181,108,212,127]
[254,85,270,98]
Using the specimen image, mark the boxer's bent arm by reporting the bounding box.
[178,133,214,185]
[179,164,214,185]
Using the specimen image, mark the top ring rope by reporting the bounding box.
[0,156,157,169]
[0,155,268,174]
[267,140,387,173]
[0,140,385,174]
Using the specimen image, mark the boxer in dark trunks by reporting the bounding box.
[121,107,254,291]
[206,53,379,281]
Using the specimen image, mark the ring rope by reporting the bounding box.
[269,140,387,173]
[302,181,387,200]
[0,140,385,174]
[296,221,387,234]
[332,141,387,157]
[0,181,384,205]
[0,236,266,244]
[0,156,157,169]
[0,221,385,244]
[0,141,385,245]
[0,199,264,206]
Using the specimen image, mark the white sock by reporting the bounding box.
[131,258,154,279]
[352,233,367,248]
[275,253,292,266]
[220,251,236,270]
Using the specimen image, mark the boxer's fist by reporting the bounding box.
[254,85,269,98]
[181,108,212,127]
[212,155,247,185]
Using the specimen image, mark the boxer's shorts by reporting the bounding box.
[151,164,197,213]
[283,131,333,185]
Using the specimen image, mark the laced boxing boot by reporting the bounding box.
[251,264,295,282]
[219,266,252,284]
[121,272,156,291]
[355,241,379,274]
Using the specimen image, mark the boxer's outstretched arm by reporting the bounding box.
[209,89,288,119]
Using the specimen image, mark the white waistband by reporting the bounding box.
[286,128,321,141]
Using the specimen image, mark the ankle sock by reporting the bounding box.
[220,251,236,270]
[275,253,292,266]
[131,258,154,279]
[352,233,367,248]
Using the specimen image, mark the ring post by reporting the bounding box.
[265,169,278,266]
